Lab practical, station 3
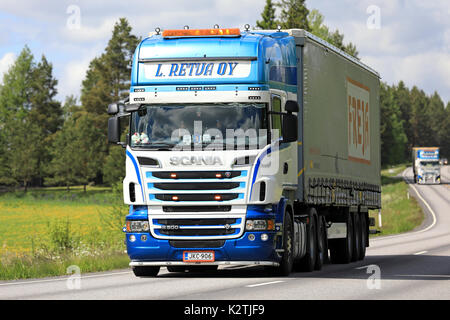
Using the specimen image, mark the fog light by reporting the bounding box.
[129,235,136,242]
[261,233,269,241]
[141,235,147,241]
[248,234,255,241]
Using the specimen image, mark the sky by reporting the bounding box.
[0,0,449,104]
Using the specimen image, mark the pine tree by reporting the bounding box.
[410,86,433,147]
[392,81,411,160]
[80,18,140,185]
[277,0,310,30]
[307,9,359,58]
[28,55,63,185]
[426,91,445,147]
[379,82,407,165]
[0,46,36,187]
[256,0,278,30]
[439,103,450,158]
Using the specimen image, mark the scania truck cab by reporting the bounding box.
[108,27,381,277]
[412,147,441,184]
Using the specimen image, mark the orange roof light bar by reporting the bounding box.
[162,28,241,38]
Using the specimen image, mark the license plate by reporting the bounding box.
[183,251,215,262]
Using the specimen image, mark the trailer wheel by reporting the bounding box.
[330,210,353,264]
[320,216,329,264]
[314,216,325,270]
[132,266,160,277]
[358,213,368,260]
[352,213,362,262]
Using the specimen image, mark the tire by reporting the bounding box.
[320,216,329,264]
[269,212,294,276]
[352,212,361,262]
[314,216,325,270]
[296,210,317,272]
[330,210,353,264]
[132,266,160,277]
[358,213,368,260]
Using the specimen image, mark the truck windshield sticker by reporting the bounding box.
[347,77,370,164]
[142,61,251,80]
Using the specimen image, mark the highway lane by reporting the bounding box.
[0,166,449,300]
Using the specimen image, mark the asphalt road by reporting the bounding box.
[1,166,449,300]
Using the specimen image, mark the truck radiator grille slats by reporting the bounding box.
[163,205,231,212]
[159,229,236,236]
[151,216,244,239]
[155,193,239,202]
[156,218,237,226]
[169,240,225,248]
[153,182,240,190]
[152,171,241,179]
[147,170,246,204]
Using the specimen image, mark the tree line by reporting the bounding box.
[0,3,448,191]
[0,18,138,191]
[257,0,450,165]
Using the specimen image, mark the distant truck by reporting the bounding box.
[108,27,381,277]
[412,147,440,184]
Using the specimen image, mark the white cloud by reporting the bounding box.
[0,0,448,103]
[0,52,16,83]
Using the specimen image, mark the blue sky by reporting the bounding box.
[0,0,449,104]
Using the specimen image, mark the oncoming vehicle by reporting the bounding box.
[412,147,440,184]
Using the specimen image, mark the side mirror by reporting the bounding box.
[108,117,120,144]
[282,114,298,143]
[285,100,299,113]
[107,102,126,115]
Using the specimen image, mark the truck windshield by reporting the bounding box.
[420,161,440,167]
[130,103,268,150]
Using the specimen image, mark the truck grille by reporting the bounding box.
[146,170,247,204]
[151,217,243,239]
[169,240,225,248]
[163,205,231,212]
[159,229,236,236]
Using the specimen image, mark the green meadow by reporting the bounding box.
[0,186,130,280]
[0,165,424,280]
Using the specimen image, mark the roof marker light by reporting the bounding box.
[162,28,241,38]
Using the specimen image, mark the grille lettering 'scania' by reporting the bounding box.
[169,156,223,166]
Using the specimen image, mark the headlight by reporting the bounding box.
[245,219,275,231]
[126,220,150,233]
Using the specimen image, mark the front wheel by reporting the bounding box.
[268,212,294,276]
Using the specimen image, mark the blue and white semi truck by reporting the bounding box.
[108,27,381,277]
[412,147,440,184]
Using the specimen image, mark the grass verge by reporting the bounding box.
[0,185,130,281]
[369,164,424,236]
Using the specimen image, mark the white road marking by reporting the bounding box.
[372,168,438,242]
[413,251,428,255]
[0,270,132,287]
[246,281,284,288]
[395,274,450,279]
[355,265,372,270]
